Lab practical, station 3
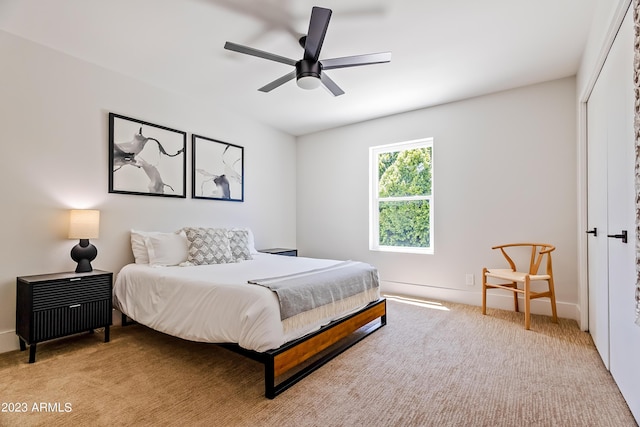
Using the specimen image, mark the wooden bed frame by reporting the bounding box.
[123,298,387,399]
[220,298,387,398]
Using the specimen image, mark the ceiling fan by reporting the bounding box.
[224,6,391,96]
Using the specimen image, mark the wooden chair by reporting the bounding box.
[482,243,558,329]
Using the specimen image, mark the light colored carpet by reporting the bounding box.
[0,297,636,427]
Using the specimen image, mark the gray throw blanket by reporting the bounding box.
[248,261,379,320]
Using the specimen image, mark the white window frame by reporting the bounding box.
[369,137,434,254]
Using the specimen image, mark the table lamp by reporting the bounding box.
[68,209,100,273]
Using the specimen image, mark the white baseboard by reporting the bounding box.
[380,280,580,322]
[113,309,123,326]
[0,329,19,354]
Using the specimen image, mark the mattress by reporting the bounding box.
[113,253,380,352]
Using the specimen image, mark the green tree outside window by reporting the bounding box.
[371,140,433,252]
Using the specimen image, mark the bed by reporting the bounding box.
[113,227,387,398]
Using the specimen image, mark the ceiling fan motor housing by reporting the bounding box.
[296,60,322,89]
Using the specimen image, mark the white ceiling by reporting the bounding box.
[0,0,596,136]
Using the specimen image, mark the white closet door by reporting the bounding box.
[605,9,640,421]
[586,67,609,367]
[587,8,640,421]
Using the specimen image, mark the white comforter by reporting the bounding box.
[113,253,379,352]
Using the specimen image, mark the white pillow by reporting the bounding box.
[130,230,151,264]
[144,230,189,267]
[130,229,188,265]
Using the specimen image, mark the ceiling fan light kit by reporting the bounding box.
[295,60,322,89]
[224,6,391,96]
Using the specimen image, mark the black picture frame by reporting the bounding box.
[192,134,244,202]
[109,113,186,198]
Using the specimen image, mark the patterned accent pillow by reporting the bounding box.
[181,227,234,265]
[229,228,253,261]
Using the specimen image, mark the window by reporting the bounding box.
[369,138,433,254]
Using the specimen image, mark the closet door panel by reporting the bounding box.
[605,10,640,421]
[586,75,609,367]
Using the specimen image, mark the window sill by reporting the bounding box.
[369,246,433,255]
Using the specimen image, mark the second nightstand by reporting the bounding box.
[258,248,298,257]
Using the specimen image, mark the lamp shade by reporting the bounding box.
[68,209,100,239]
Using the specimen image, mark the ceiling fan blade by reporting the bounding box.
[258,70,297,92]
[303,7,332,62]
[320,73,345,97]
[224,41,297,66]
[321,52,392,70]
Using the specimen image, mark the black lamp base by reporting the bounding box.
[71,239,97,273]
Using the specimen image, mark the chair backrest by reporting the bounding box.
[491,243,555,275]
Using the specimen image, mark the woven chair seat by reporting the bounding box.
[485,269,551,282]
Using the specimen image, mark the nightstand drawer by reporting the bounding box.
[274,250,297,257]
[30,277,111,310]
[258,248,298,257]
[32,300,111,342]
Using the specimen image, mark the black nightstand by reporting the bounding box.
[16,270,113,363]
[258,248,298,257]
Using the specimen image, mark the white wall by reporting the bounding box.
[0,31,297,353]
[297,77,578,318]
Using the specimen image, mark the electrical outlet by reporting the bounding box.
[465,273,475,286]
